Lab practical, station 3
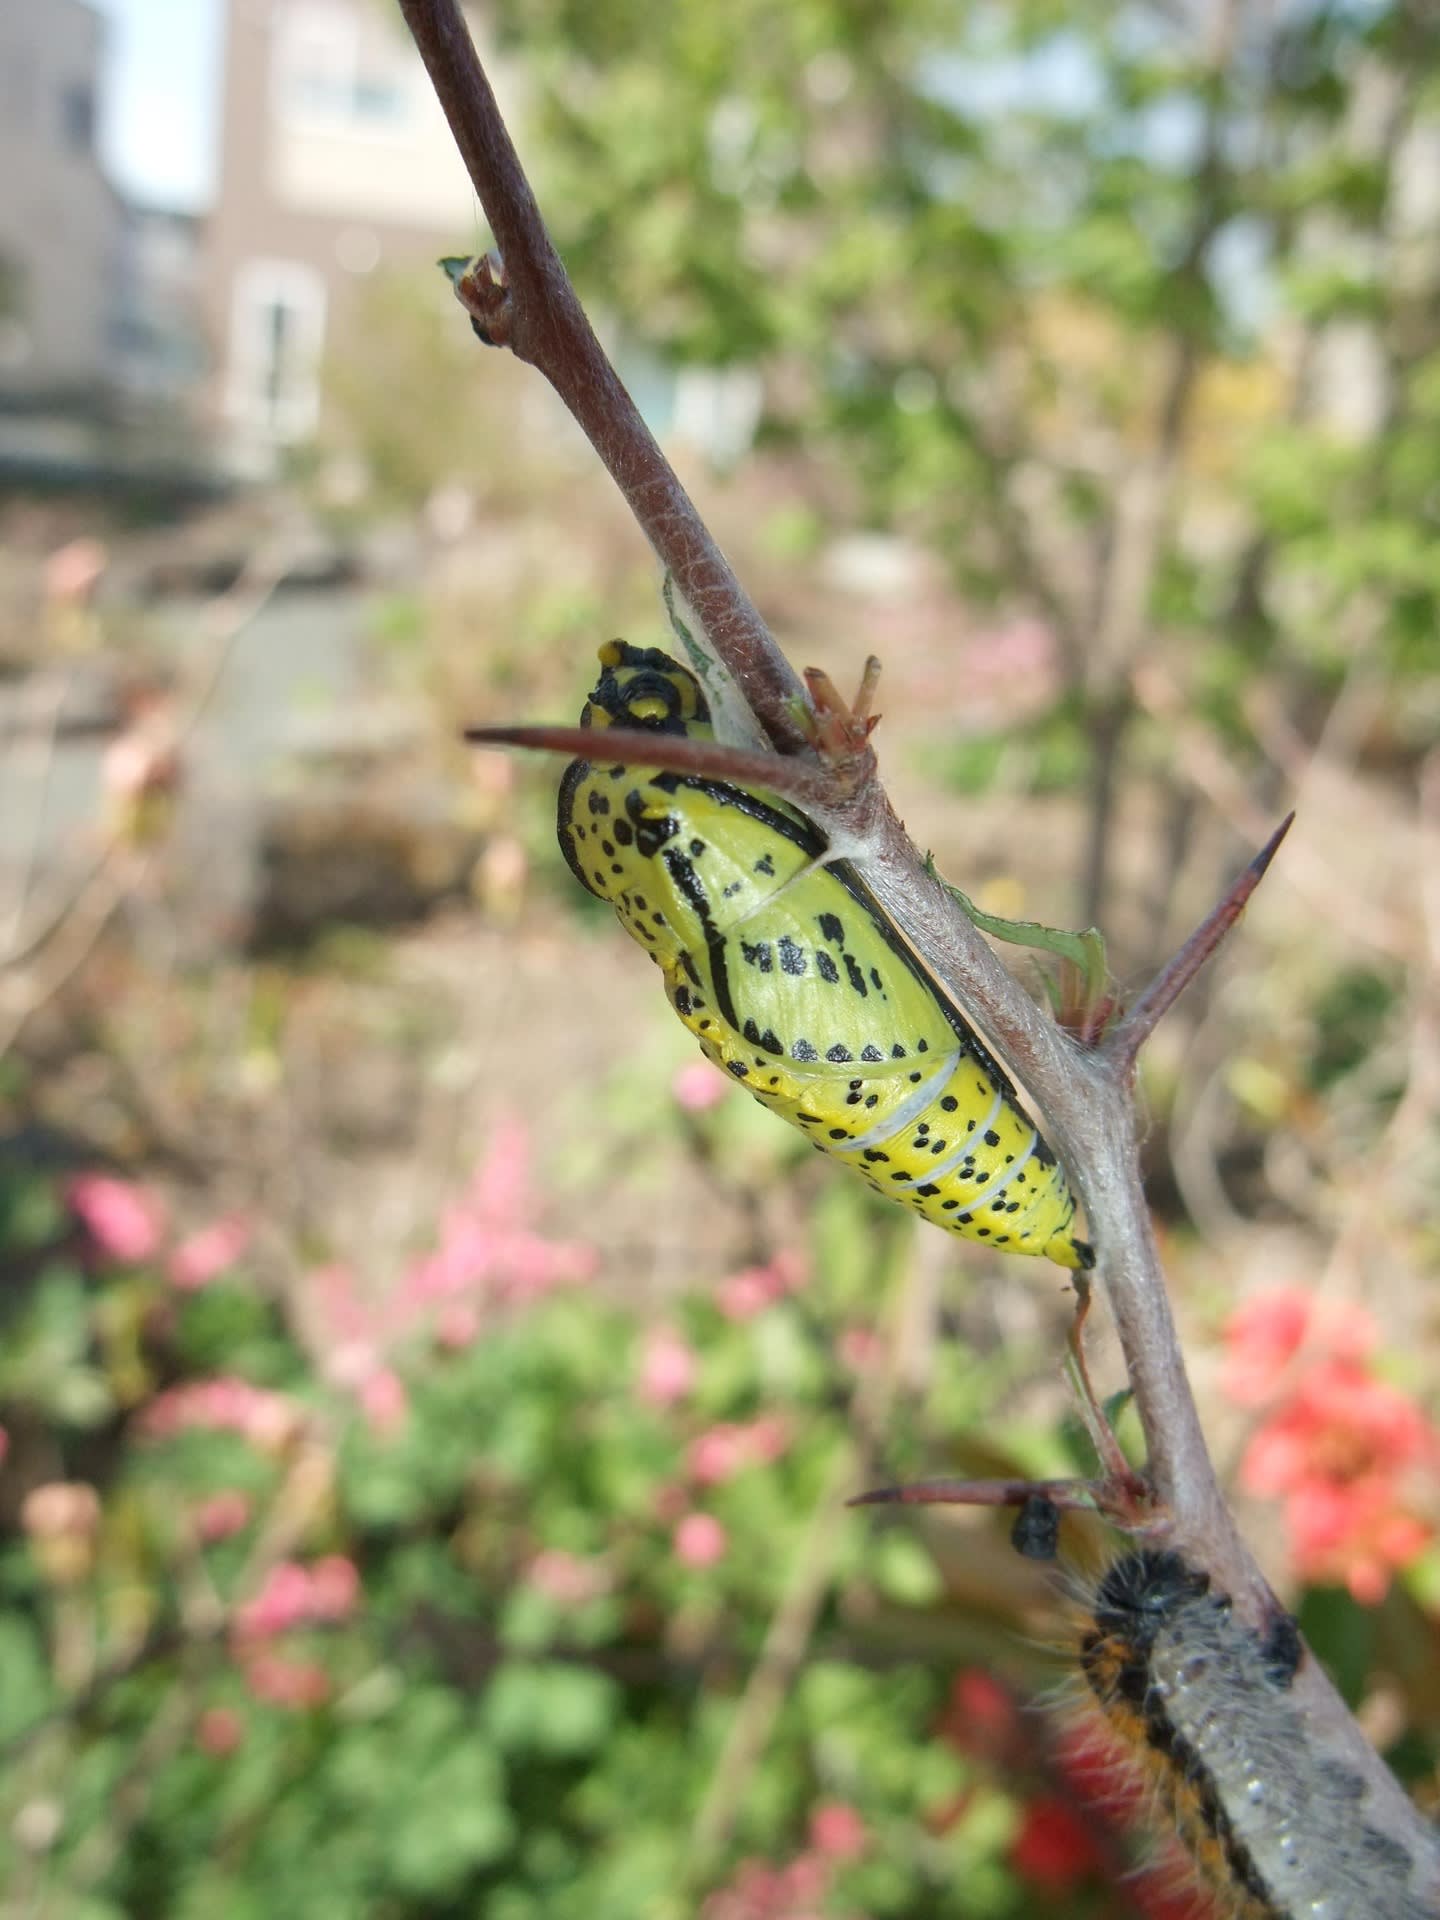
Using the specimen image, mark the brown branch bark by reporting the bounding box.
[396,0,1440,1891]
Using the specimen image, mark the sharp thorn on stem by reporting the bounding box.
[846,1476,1102,1512]
[1110,811,1295,1068]
[462,722,832,806]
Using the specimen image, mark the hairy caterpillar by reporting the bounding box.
[557,641,1092,1270]
[1079,1549,1434,1920]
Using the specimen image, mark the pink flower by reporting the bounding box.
[242,1653,330,1710]
[701,1848,835,1920]
[234,1556,360,1639]
[689,1424,752,1487]
[807,1801,867,1862]
[68,1174,165,1264]
[746,1414,789,1465]
[687,1418,791,1486]
[196,1706,245,1756]
[435,1301,481,1349]
[169,1215,252,1291]
[317,1123,599,1387]
[1222,1287,1376,1406]
[308,1554,361,1621]
[838,1325,882,1372]
[0,1425,8,1469]
[392,1123,596,1326]
[310,1265,372,1348]
[22,1480,101,1585]
[325,1339,384,1392]
[526,1548,611,1606]
[142,1378,305,1450]
[638,1325,698,1408]
[195,1491,252,1543]
[467,1114,533,1225]
[674,1512,728,1569]
[359,1367,408,1437]
[716,1268,774,1321]
[672,1060,732,1112]
[774,1852,828,1908]
[235,1561,315,1639]
[716,1250,804,1322]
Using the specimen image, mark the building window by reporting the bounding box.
[61,83,94,153]
[274,4,411,130]
[226,260,327,444]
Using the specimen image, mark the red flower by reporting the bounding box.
[807,1801,866,1862]
[1239,1357,1436,1602]
[1009,1795,1105,1893]
[938,1667,1024,1766]
[1221,1287,1375,1406]
[1221,1289,1437,1604]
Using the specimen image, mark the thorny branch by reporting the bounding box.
[397,0,1440,1885]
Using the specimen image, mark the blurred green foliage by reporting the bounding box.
[2,1107,1435,1917]
[0,1146,1111,1920]
[481,0,1440,929]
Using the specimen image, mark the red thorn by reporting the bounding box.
[846,1477,1099,1513]
[462,721,836,806]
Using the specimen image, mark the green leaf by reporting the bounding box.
[0,1170,64,1250]
[385,1739,515,1896]
[872,1531,944,1607]
[0,1615,54,1738]
[483,1661,621,1757]
[1296,1586,1376,1707]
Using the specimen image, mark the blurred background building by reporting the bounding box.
[0,0,753,488]
[204,0,481,473]
[0,0,125,476]
[0,0,115,402]
[0,0,493,485]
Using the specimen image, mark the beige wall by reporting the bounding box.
[268,0,480,228]
[205,0,493,463]
[0,0,120,396]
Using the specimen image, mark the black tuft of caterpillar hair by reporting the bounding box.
[1259,1611,1303,1689]
[1091,1551,1210,1649]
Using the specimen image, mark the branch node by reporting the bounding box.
[799,661,882,797]
[444,250,513,348]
